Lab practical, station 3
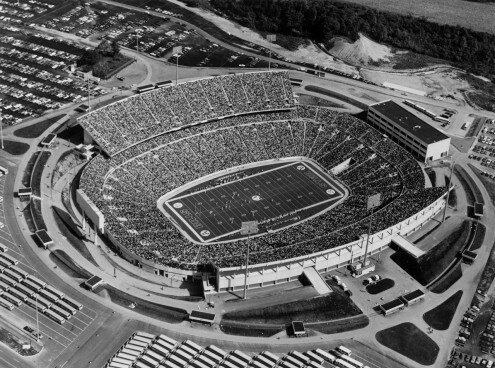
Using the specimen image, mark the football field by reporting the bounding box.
[162,160,347,243]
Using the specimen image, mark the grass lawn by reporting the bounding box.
[298,94,344,108]
[13,114,65,138]
[470,223,486,251]
[50,249,92,279]
[376,322,439,365]
[220,321,283,337]
[366,278,395,295]
[423,290,463,330]
[222,292,362,325]
[1,140,29,155]
[430,263,462,294]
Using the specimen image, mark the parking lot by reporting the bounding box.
[469,118,495,174]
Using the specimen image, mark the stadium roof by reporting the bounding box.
[370,100,449,145]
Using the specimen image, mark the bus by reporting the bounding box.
[9,266,28,279]
[150,343,169,357]
[56,300,77,315]
[0,258,10,268]
[62,295,82,310]
[121,348,141,359]
[290,351,309,365]
[168,354,187,367]
[226,354,248,368]
[190,360,209,368]
[314,349,336,363]
[25,297,47,312]
[39,289,60,303]
[44,309,65,324]
[26,275,46,289]
[0,297,14,310]
[107,362,130,368]
[283,355,304,367]
[208,345,228,359]
[336,346,352,356]
[249,361,267,368]
[0,274,17,287]
[253,355,272,368]
[8,287,27,302]
[0,243,7,252]
[0,280,10,291]
[50,304,72,319]
[174,348,193,362]
[197,352,216,367]
[145,350,164,363]
[334,359,355,368]
[132,361,148,368]
[278,361,298,368]
[3,268,23,283]
[158,335,178,346]
[35,295,52,309]
[308,362,324,368]
[0,166,8,175]
[304,351,324,365]
[116,352,137,362]
[2,292,22,306]
[0,253,18,265]
[156,339,176,351]
[163,361,182,368]
[221,360,238,368]
[126,343,146,353]
[340,354,364,368]
[183,339,202,353]
[178,344,197,358]
[261,351,279,364]
[44,285,64,300]
[202,349,222,363]
[135,331,156,339]
[232,350,251,364]
[111,357,133,367]
[128,339,149,349]
[21,279,41,292]
[133,335,153,345]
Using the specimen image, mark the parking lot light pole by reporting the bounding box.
[172,46,182,86]
[266,34,276,70]
[0,116,3,150]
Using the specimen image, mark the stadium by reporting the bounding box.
[76,71,447,292]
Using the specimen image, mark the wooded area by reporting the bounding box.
[209,0,495,81]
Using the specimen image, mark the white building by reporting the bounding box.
[368,100,450,162]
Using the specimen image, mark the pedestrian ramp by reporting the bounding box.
[303,267,332,295]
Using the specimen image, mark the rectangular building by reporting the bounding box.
[368,100,450,162]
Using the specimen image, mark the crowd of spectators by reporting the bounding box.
[78,71,294,156]
[78,74,446,270]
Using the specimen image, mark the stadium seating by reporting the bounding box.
[78,72,445,270]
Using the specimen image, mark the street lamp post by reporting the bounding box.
[443,160,455,222]
[266,34,276,70]
[172,46,182,86]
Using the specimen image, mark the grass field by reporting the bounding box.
[1,140,29,155]
[366,278,395,295]
[376,322,439,365]
[298,94,344,108]
[469,164,495,206]
[430,263,463,294]
[335,0,495,35]
[13,114,65,138]
[423,290,463,330]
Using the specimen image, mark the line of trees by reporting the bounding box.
[209,0,495,81]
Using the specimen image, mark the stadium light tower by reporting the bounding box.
[266,34,276,70]
[172,46,182,86]
[0,115,3,150]
[363,193,381,268]
[240,221,258,299]
[442,160,455,222]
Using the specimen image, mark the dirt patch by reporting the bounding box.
[329,34,393,65]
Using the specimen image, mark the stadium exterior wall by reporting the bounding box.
[216,193,447,292]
